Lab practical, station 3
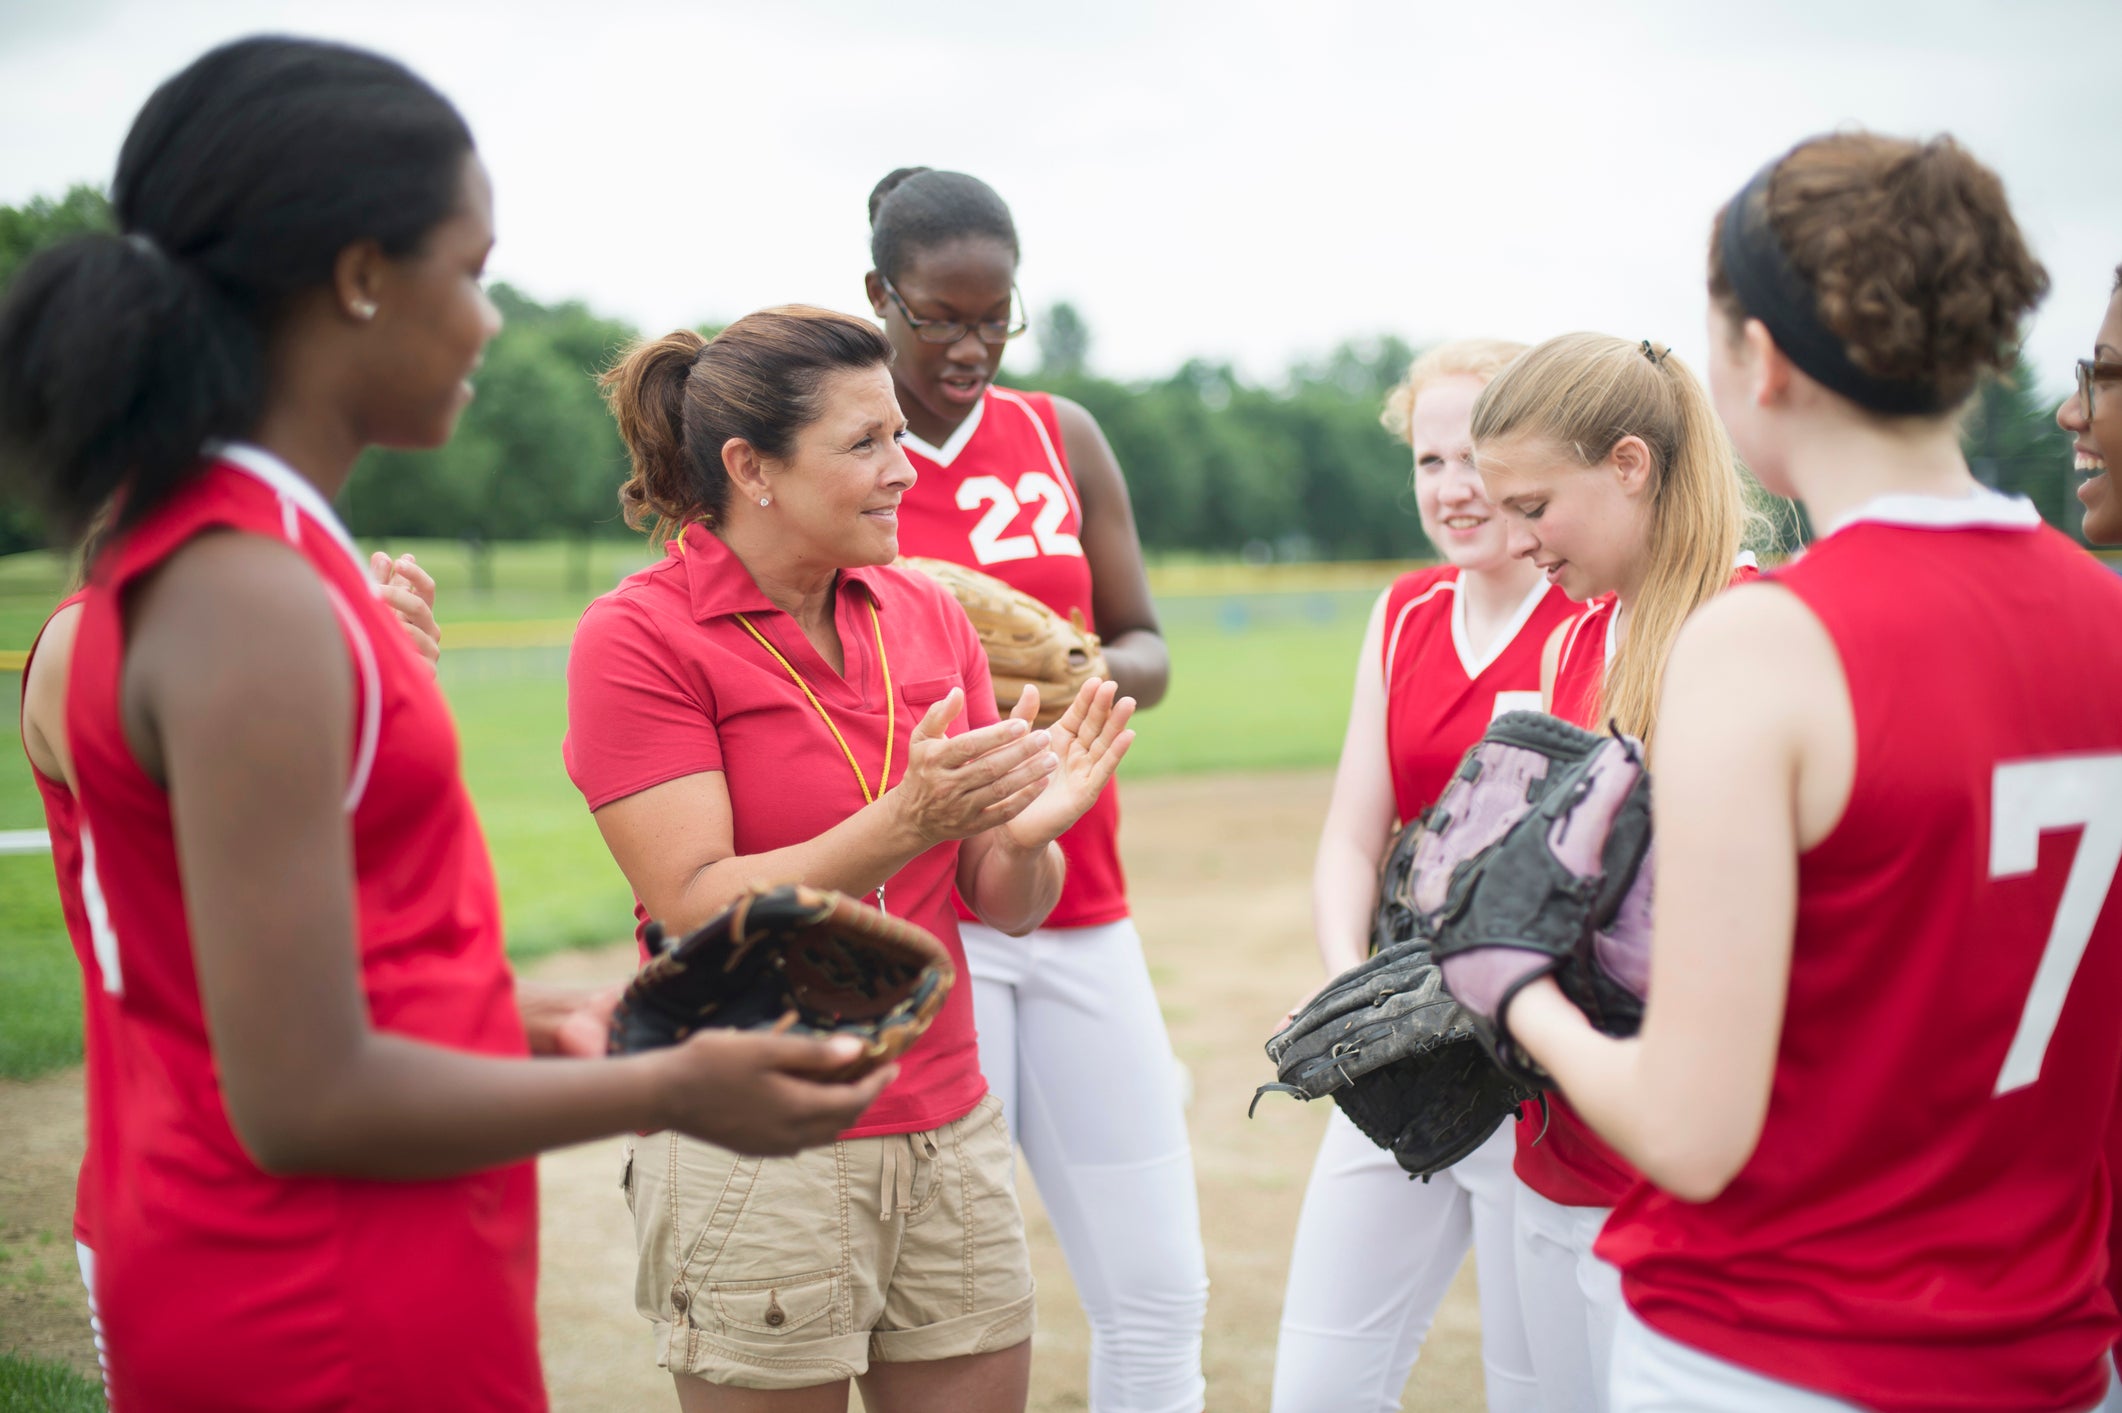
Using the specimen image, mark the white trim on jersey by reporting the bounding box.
[217,441,382,816]
[1554,604,1602,683]
[900,393,987,467]
[322,583,383,814]
[213,441,371,581]
[1604,604,1618,667]
[990,388,1084,522]
[1824,487,2042,538]
[1451,575,1557,679]
[1382,579,1454,685]
[79,824,123,997]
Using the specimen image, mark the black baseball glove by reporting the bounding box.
[607,885,956,1082]
[1255,809,1540,1179]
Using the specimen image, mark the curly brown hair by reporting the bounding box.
[1709,132,2049,410]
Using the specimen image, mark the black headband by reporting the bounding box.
[1718,161,1945,416]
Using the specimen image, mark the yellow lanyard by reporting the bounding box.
[734,599,896,912]
[734,601,894,803]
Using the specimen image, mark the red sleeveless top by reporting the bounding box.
[68,447,543,1411]
[1379,566,1571,824]
[1600,498,2122,1410]
[1519,567,1763,1207]
[1515,593,1641,1206]
[23,592,103,1247]
[895,387,1128,928]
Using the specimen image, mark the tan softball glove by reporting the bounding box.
[898,556,1108,729]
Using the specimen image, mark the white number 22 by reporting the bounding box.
[1989,755,2122,1095]
[957,473,1084,565]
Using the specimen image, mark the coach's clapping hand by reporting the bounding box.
[889,688,1063,844]
[1002,677,1136,850]
[654,1032,896,1156]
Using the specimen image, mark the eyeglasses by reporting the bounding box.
[2078,358,2122,417]
[881,276,1029,346]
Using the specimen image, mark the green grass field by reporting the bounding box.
[0,1352,103,1411]
[0,541,1385,1079]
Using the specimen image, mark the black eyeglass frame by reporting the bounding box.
[880,276,1029,346]
[2078,358,2122,419]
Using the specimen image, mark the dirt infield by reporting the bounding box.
[0,770,1484,1411]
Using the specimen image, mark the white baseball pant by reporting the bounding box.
[1514,1180,1624,1413]
[964,917,1209,1413]
[1270,1111,1538,1412]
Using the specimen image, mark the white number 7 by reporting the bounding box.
[1989,755,2122,1095]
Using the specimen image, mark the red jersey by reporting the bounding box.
[564,524,992,1138]
[1599,497,2122,1410]
[68,448,542,1412]
[1379,566,1572,824]
[1522,566,1763,1207]
[895,387,1128,929]
[23,592,104,1248]
[1516,593,1641,1207]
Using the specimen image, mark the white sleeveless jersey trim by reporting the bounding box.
[1556,604,1602,682]
[1382,577,1454,685]
[1822,487,2042,538]
[213,441,370,580]
[321,583,382,813]
[216,442,381,815]
[990,388,1083,521]
[900,393,987,467]
[1450,574,1556,679]
[78,825,122,996]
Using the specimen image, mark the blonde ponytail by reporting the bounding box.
[1470,332,1765,746]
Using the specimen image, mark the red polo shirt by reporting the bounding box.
[564,524,994,1138]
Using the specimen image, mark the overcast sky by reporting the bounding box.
[1,0,2116,399]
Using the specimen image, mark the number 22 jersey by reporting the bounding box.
[894,387,1127,928]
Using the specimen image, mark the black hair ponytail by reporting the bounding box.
[866,168,1019,282]
[0,36,474,540]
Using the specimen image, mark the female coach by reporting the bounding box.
[0,37,891,1412]
[1500,133,2122,1412]
[568,306,1133,1412]
[1466,328,1759,1413]
[860,166,1208,1413]
[1269,338,1565,1413]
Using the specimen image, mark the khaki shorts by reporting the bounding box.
[625,1093,1035,1390]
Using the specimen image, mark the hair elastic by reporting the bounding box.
[1718,161,1944,416]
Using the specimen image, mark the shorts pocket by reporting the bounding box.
[708,1267,843,1337]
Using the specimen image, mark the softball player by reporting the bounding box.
[1501,132,2121,1412]
[1467,331,1759,1412]
[1269,339,1571,1413]
[862,167,1209,1413]
[2058,263,2121,546]
[0,39,886,1408]
[20,551,437,1407]
[2062,262,2122,1404]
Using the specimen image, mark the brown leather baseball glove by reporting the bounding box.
[898,556,1107,728]
[606,885,956,1082]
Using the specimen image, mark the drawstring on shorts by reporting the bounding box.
[879,1129,940,1221]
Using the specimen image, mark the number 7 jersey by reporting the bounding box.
[1597,496,2122,1411]
[895,387,1128,928]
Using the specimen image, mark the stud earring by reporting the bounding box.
[349,298,377,320]
[759,497,771,507]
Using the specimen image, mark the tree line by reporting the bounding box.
[0,186,2085,563]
